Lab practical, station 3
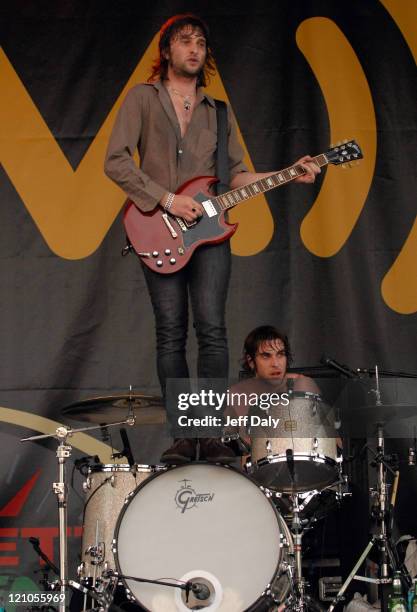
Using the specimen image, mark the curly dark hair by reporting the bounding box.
[148,14,215,87]
[241,326,293,377]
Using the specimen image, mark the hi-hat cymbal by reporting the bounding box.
[62,394,166,425]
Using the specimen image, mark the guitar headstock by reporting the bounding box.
[326,140,363,166]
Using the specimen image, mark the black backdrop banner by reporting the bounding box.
[1,0,416,588]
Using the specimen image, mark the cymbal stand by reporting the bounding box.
[328,418,405,612]
[21,416,136,611]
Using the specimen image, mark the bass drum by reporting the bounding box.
[114,463,292,612]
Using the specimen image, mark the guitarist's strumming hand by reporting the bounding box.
[160,193,203,223]
[293,155,321,183]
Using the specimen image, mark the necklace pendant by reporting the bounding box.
[184,100,191,111]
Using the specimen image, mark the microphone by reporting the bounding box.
[29,536,40,550]
[191,582,211,601]
[120,428,135,467]
[286,448,295,484]
[28,537,60,575]
[320,355,358,378]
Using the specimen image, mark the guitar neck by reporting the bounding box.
[215,153,328,211]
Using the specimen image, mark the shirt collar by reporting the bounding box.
[152,80,215,107]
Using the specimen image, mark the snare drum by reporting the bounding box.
[249,392,339,493]
[114,463,292,612]
[80,463,164,577]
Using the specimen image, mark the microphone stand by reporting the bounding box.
[28,537,60,577]
[102,571,204,604]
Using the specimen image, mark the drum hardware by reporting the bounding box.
[221,431,251,456]
[408,430,416,465]
[281,493,325,612]
[328,370,412,612]
[270,473,350,528]
[21,416,136,612]
[112,427,135,466]
[97,568,220,607]
[84,542,106,567]
[68,577,116,612]
[320,355,359,379]
[318,577,343,602]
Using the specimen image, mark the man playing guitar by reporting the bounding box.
[104,14,320,463]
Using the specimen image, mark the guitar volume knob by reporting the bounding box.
[152,251,159,257]
[156,260,163,267]
[164,249,171,255]
[169,258,176,265]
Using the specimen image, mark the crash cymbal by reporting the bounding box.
[347,403,417,423]
[62,393,166,425]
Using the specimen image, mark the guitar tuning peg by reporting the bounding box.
[348,162,353,168]
[341,163,347,169]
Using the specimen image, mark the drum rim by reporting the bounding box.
[113,461,284,612]
[88,463,164,473]
[250,454,339,493]
[253,453,337,467]
[288,390,323,402]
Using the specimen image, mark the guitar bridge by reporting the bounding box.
[162,214,178,238]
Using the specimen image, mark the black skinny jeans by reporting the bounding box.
[142,240,231,397]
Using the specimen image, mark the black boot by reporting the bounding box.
[160,438,197,464]
[199,438,236,464]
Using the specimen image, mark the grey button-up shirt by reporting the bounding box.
[104,81,247,211]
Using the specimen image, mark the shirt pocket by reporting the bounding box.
[194,128,217,157]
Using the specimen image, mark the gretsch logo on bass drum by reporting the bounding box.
[175,478,215,514]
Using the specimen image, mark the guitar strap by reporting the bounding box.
[214,99,230,195]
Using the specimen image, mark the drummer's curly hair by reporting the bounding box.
[241,326,293,377]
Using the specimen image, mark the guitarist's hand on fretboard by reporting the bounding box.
[293,155,321,184]
[160,193,203,223]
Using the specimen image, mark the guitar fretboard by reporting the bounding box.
[215,153,328,210]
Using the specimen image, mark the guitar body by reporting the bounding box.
[123,176,238,274]
[123,140,363,275]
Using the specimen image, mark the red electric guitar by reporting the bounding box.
[123,140,363,274]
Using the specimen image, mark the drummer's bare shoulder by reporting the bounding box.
[287,373,320,394]
[226,378,263,418]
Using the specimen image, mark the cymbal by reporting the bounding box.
[347,403,417,423]
[62,394,166,425]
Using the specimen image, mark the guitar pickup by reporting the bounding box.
[202,199,217,217]
[175,217,187,232]
[162,214,178,238]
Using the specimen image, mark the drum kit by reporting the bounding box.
[20,371,416,612]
